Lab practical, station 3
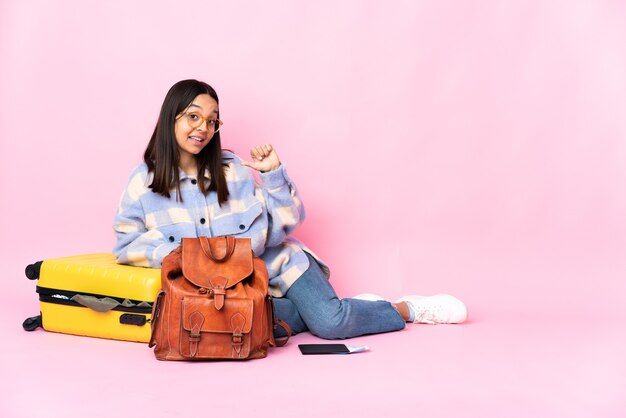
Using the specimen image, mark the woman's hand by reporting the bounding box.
[241,144,281,172]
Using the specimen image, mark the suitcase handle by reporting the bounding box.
[119,314,147,326]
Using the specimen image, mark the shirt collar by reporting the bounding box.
[178,168,211,181]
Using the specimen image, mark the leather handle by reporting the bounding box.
[199,236,236,261]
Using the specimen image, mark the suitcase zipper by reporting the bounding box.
[36,286,153,314]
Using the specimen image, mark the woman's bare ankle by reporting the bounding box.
[392,302,410,321]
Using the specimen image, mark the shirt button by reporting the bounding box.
[168,236,175,242]
[239,224,245,230]
[200,218,206,224]
[191,179,197,185]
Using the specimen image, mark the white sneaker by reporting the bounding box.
[352,293,385,301]
[395,294,467,324]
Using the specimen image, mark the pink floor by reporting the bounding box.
[2,258,625,418]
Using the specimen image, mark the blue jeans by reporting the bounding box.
[272,253,406,339]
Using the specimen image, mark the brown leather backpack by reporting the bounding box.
[149,236,288,360]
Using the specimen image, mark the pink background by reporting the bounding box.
[1,1,625,417]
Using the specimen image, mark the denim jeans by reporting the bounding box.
[272,253,406,339]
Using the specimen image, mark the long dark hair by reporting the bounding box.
[143,79,229,205]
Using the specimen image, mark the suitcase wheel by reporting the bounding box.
[25,261,43,280]
[23,315,42,331]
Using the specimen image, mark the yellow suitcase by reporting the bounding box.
[23,253,161,343]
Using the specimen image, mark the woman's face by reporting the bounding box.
[174,93,219,162]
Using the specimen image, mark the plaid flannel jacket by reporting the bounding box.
[112,151,328,297]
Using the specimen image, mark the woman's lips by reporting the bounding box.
[189,136,205,145]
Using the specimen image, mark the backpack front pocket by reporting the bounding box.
[179,296,253,359]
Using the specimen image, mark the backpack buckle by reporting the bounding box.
[232,332,243,345]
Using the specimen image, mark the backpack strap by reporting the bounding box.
[148,291,165,348]
[268,295,291,347]
[273,319,291,347]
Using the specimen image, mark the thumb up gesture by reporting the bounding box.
[241,144,281,173]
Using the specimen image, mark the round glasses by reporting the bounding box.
[178,111,223,133]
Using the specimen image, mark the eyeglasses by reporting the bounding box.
[177,111,223,133]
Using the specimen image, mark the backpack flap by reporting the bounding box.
[181,296,254,359]
[181,236,254,304]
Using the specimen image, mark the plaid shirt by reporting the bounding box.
[112,151,328,297]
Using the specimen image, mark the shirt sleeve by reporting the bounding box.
[257,164,306,247]
[112,170,178,268]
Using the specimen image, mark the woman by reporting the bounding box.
[113,79,467,340]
